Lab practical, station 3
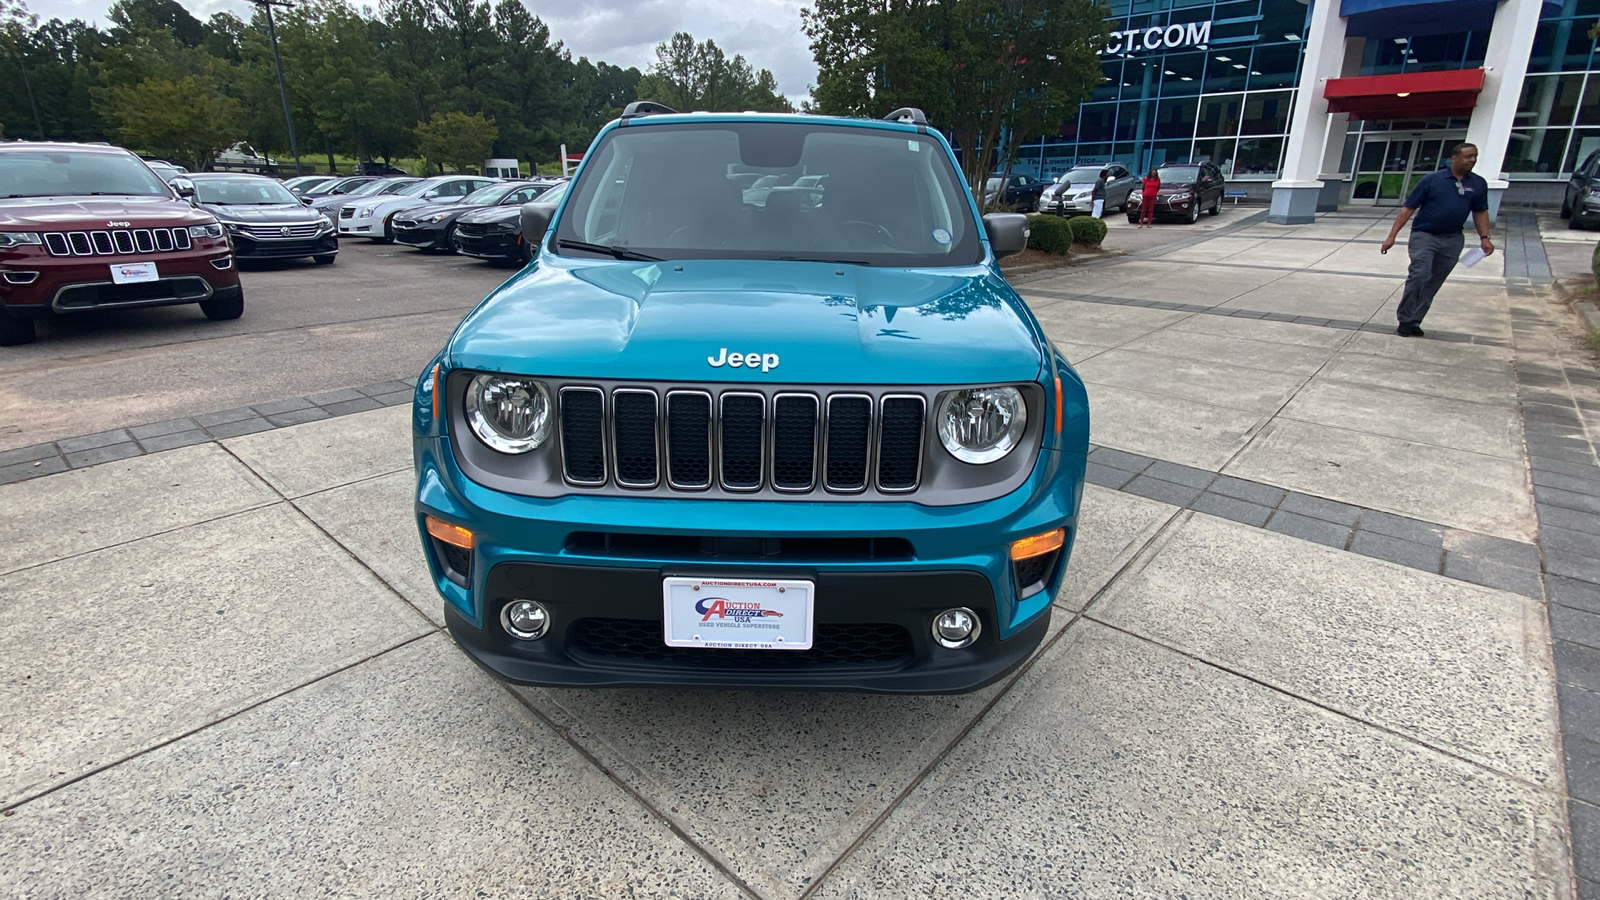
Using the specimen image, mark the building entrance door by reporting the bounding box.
[1350,135,1461,206]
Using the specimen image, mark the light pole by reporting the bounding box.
[249,0,302,175]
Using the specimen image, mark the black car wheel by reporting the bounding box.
[517,234,533,266]
[200,288,245,321]
[377,214,395,244]
[1208,195,1221,216]
[0,311,37,346]
[1187,203,1199,224]
[313,254,336,264]
[1572,214,1587,231]
[1561,192,1573,219]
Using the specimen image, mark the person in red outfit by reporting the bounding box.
[1138,168,1160,228]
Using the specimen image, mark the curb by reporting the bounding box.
[1578,300,1600,334]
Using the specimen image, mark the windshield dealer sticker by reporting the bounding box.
[932,228,951,245]
[707,348,779,373]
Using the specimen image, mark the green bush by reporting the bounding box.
[1025,213,1073,255]
[1068,215,1108,247]
[1591,239,1600,281]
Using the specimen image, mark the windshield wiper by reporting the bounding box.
[777,256,873,266]
[556,239,662,261]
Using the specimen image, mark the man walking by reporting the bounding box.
[1091,169,1109,219]
[1378,142,1494,337]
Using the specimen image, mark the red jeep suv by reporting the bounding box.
[0,142,243,346]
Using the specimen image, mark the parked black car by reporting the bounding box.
[1126,162,1227,224]
[393,180,557,252]
[454,181,568,264]
[1563,149,1600,229]
[983,173,1046,212]
[301,175,378,200]
[187,173,338,264]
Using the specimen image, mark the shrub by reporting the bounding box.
[1591,239,1600,281]
[1069,215,1108,247]
[1025,213,1073,255]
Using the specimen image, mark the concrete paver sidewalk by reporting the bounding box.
[1,210,1595,898]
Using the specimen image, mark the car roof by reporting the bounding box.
[0,141,136,156]
[615,111,922,136]
[187,172,276,180]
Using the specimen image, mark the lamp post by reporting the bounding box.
[248,0,302,175]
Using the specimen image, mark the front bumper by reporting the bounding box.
[0,243,240,313]
[454,230,519,259]
[414,428,1085,693]
[337,214,378,237]
[394,222,450,249]
[1038,196,1093,214]
[1129,197,1195,219]
[229,233,337,259]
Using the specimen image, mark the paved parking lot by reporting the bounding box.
[2,210,1599,897]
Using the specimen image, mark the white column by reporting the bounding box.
[1467,0,1543,219]
[1270,0,1348,224]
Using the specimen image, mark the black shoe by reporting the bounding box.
[1396,323,1424,337]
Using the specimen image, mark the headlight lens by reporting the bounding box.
[465,374,552,454]
[937,387,1027,464]
[316,217,335,233]
[425,211,452,223]
[188,223,223,238]
[0,232,42,249]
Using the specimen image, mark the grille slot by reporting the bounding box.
[877,395,926,491]
[133,229,154,253]
[112,230,135,254]
[240,223,323,239]
[559,388,606,485]
[611,389,659,488]
[567,618,914,669]
[665,391,711,489]
[68,232,93,255]
[91,231,114,255]
[43,233,70,256]
[173,228,191,250]
[719,393,765,490]
[154,229,173,251]
[825,395,872,492]
[772,394,819,491]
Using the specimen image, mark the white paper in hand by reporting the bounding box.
[1459,246,1488,269]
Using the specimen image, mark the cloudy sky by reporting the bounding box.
[22,0,821,101]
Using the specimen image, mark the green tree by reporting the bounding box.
[414,109,497,171]
[804,0,1108,207]
[106,74,243,167]
[637,32,793,112]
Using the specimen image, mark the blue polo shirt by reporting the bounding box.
[1404,168,1489,235]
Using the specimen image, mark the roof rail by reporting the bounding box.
[621,101,678,120]
[883,108,928,126]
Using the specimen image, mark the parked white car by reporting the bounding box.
[336,175,494,242]
[211,142,277,174]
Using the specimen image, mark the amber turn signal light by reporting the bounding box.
[430,362,441,422]
[425,515,474,549]
[1010,527,1064,560]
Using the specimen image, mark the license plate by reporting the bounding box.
[110,261,157,284]
[662,577,813,650]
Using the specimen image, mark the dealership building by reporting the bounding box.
[1014,0,1589,222]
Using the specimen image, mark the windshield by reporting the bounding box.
[1062,169,1101,184]
[194,177,298,205]
[304,177,365,197]
[464,183,525,205]
[555,122,980,266]
[350,178,413,197]
[395,180,436,198]
[0,149,173,199]
[1159,167,1201,183]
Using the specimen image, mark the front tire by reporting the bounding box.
[0,312,37,346]
[376,214,395,244]
[199,288,244,321]
[1208,195,1221,216]
[1187,203,1200,224]
[1562,193,1573,219]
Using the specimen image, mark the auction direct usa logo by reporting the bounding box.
[1101,20,1211,55]
[696,598,784,622]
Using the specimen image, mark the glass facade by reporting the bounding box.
[1016,0,1600,187]
[1016,0,1310,182]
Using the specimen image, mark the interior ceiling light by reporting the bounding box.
[1215,55,1231,61]
[1233,63,1246,69]
[1180,76,1193,81]
[1164,70,1175,75]
[1250,70,1261,76]
[1285,33,1301,40]
[1393,37,1408,44]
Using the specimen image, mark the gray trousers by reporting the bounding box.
[1397,230,1464,327]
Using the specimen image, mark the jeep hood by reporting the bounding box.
[0,196,208,228]
[448,258,1044,385]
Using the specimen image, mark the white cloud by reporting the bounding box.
[21,0,818,100]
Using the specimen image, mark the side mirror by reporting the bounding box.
[520,201,554,248]
[301,196,314,205]
[172,177,196,201]
[982,212,1029,259]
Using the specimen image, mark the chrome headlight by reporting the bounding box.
[0,232,42,249]
[316,217,335,233]
[937,387,1027,464]
[222,221,242,232]
[1170,191,1193,201]
[188,223,223,238]
[465,374,552,454]
[424,211,452,223]
[355,204,377,217]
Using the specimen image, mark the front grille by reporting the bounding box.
[566,618,914,668]
[456,222,487,237]
[238,223,323,239]
[43,227,191,257]
[53,276,211,310]
[559,387,927,495]
[338,207,354,219]
[564,532,915,561]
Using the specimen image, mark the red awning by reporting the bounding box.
[1323,69,1486,120]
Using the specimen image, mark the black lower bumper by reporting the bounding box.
[232,235,337,259]
[394,224,449,249]
[455,232,518,259]
[445,562,1050,693]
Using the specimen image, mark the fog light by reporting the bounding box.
[501,599,550,641]
[932,607,981,649]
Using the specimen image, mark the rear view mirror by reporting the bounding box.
[982,213,1029,259]
[171,178,196,201]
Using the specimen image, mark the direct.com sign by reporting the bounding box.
[1102,20,1211,55]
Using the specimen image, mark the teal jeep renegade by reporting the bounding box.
[412,103,1090,693]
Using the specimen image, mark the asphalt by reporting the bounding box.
[2,207,1599,898]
